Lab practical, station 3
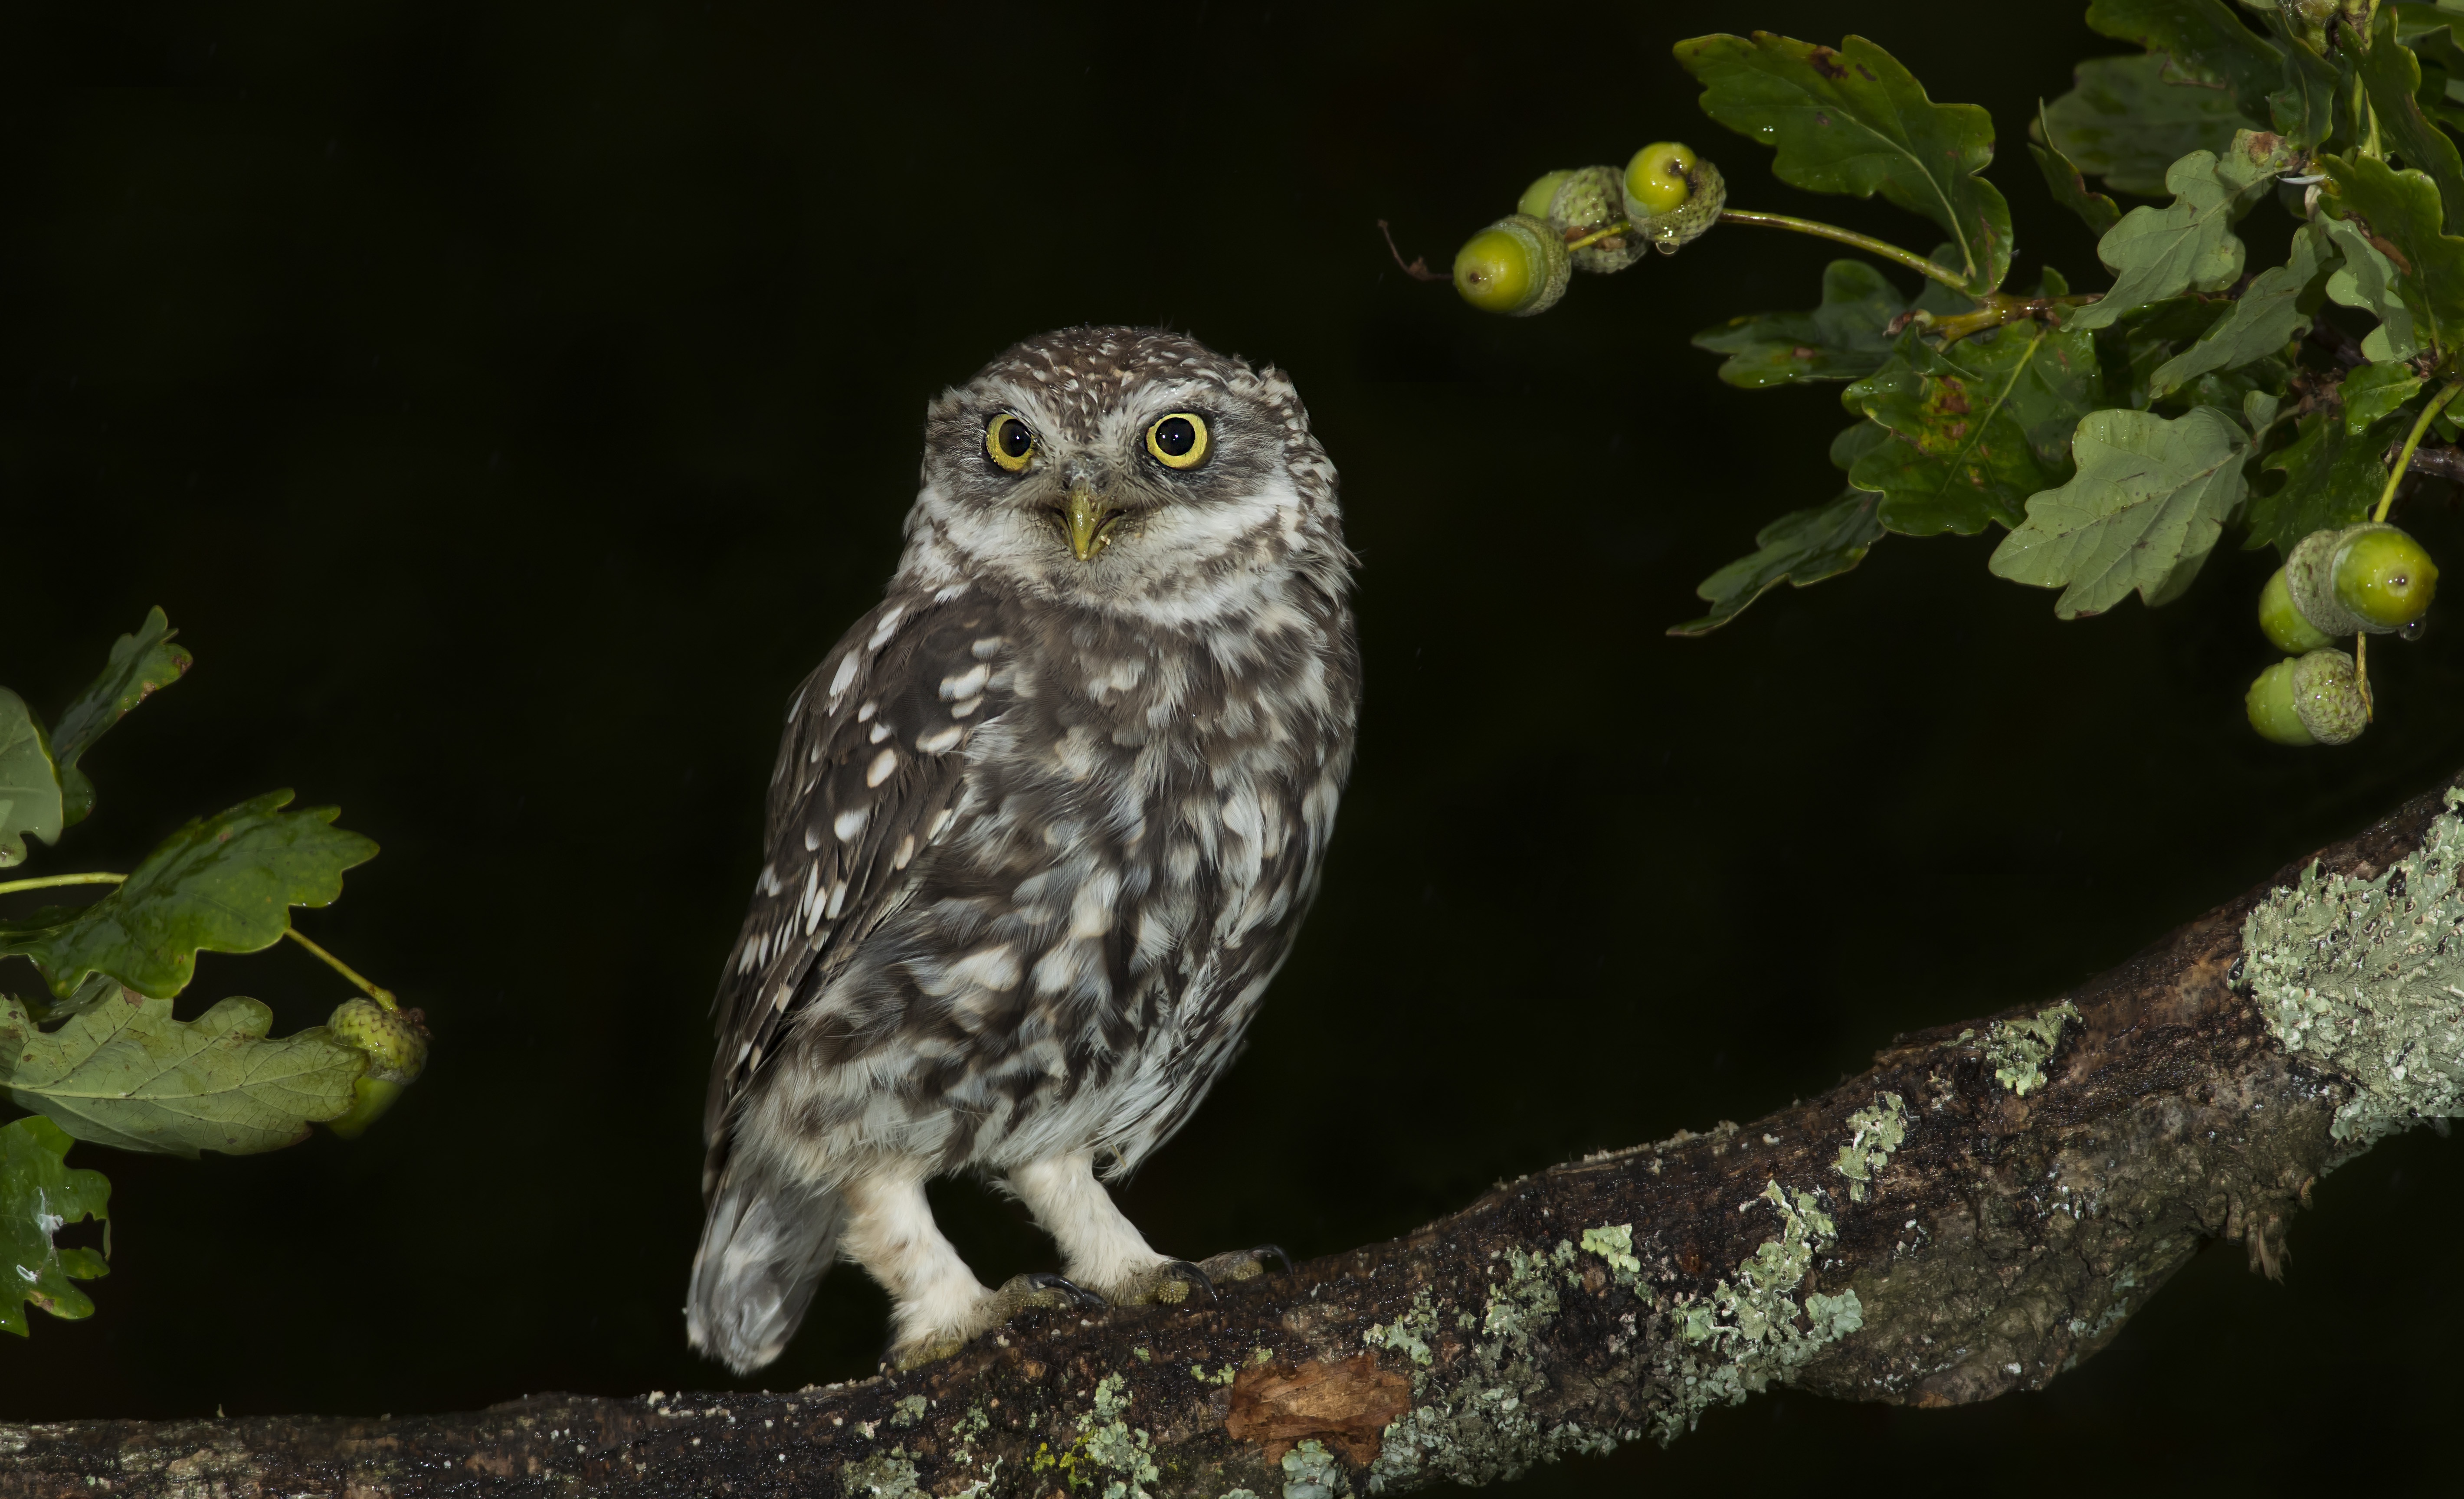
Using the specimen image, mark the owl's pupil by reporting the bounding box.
[998,420,1032,458]
[1155,418,1194,456]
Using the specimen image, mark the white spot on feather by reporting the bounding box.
[834,807,870,841]
[867,749,898,786]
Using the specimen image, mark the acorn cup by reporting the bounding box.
[1452,213,1572,316]
[324,997,431,1139]
[2278,523,2440,638]
[1622,142,1726,254]
[2245,648,2368,746]
[1543,165,1650,274]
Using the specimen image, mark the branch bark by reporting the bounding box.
[7,770,2461,1499]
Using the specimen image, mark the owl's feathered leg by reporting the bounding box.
[1006,1152,1225,1306]
[840,1168,1105,1371]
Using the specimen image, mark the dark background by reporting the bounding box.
[7,1,2463,1492]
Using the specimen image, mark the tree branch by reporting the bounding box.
[8,771,2463,1499]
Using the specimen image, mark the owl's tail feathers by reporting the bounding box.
[686,1163,847,1374]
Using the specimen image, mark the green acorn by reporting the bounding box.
[2258,566,2334,653]
[2245,648,2368,746]
[2282,523,2440,637]
[2334,525,2439,629]
[1622,141,1726,254]
[1545,165,1649,274]
[325,998,430,1139]
[1517,170,1573,220]
[1452,213,1572,316]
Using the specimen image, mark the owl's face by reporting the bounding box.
[901,327,1343,621]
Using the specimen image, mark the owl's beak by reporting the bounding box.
[1063,484,1124,562]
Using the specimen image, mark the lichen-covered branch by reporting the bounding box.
[9,773,2464,1499]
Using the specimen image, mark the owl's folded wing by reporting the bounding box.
[701,590,1012,1184]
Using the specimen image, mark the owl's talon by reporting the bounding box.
[884,1332,969,1372]
[1195,1243,1291,1286]
[996,1270,1109,1316]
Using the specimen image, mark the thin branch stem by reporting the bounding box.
[283,927,399,1011]
[1717,209,1972,290]
[2375,380,2463,524]
[0,871,126,897]
[1565,221,1631,252]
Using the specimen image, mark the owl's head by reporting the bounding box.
[901,327,1347,620]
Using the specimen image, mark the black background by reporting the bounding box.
[7,2,2464,1492]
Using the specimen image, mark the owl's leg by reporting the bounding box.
[839,1168,1103,1370]
[1006,1152,1221,1307]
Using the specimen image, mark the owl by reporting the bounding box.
[686,326,1360,1373]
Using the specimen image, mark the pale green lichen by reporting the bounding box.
[841,1448,921,1498]
[1078,1372,1160,1499]
[1983,1002,2079,1094]
[1579,1224,1640,1275]
[1833,1092,1910,1202]
[1364,1287,1437,1367]
[1282,1439,1349,1499]
[1193,1362,1239,1385]
[1366,1241,1616,1491]
[889,1394,927,1428]
[1650,1180,1863,1444]
[2244,790,2464,1144]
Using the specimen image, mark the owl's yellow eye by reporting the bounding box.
[1145,412,1209,470]
[985,414,1035,473]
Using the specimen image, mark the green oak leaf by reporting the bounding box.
[2150,223,2334,396]
[2261,12,2343,147]
[0,791,378,1000]
[1667,490,1885,637]
[2361,8,2464,228]
[2087,0,2290,125]
[1691,261,1908,388]
[2320,213,2425,361]
[0,1116,108,1335]
[2031,102,2123,236]
[47,609,190,831]
[2247,406,2409,552]
[2041,55,2255,196]
[1830,419,1892,471]
[2094,295,2232,410]
[1844,320,2102,536]
[2321,153,2464,357]
[2342,361,2427,434]
[1989,405,2250,616]
[0,692,64,870]
[1674,32,2012,293]
[0,987,362,1155]
[2071,132,2298,331]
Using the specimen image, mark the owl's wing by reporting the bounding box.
[702,590,1011,1185]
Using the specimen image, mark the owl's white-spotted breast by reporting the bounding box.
[687,327,1360,1372]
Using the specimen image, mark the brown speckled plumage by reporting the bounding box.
[688,327,1358,1372]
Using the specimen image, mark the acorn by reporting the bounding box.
[1623,142,1727,254]
[1452,213,1572,316]
[2258,566,2334,653]
[1545,165,1650,274]
[2245,649,2368,746]
[2282,523,2440,636]
[324,998,430,1139]
[1517,170,1573,219]
[2334,524,2439,629]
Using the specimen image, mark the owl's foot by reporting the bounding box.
[883,1271,1107,1371]
[1194,1243,1292,1287]
[1105,1258,1216,1307]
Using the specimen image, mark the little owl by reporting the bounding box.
[686,326,1360,1372]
